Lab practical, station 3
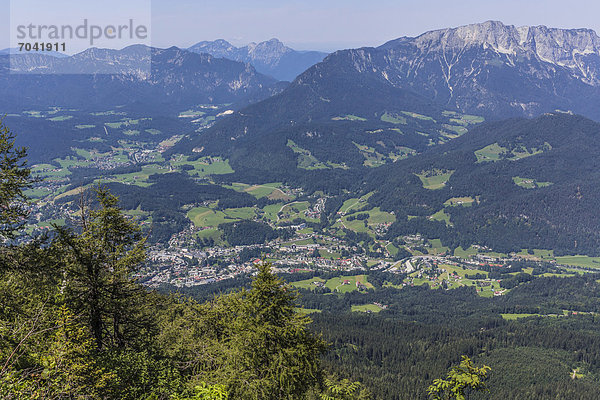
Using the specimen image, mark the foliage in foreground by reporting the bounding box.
[0,122,336,399]
[427,356,491,400]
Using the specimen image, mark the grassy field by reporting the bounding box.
[225,182,284,199]
[24,187,55,199]
[319,249,342,259]
[453,246,479,258]
[171,156,234,177]
[354,143,387,167]
[475,143,507,162]
[351,304,383,313]
[278,201,310,219]
[401,111,435,122]
[287,140,329,170]
[178,110,206,118]
[49,115,73,122]
[244,183,285,199]
[388,147,415,161]
[386,243,399,256]
[555,256,600,269]
[403,263,503,296]
[380,112,407,125]
[429,209,451,226]
[442,124,468,135]
[103,164,168,187]
[339,207,395,233]
[326,275,373,293]
[443,111,485,125]
[513,249,554,261]
[509,144,547,160]
[513,176,553,189]
[332,114,367,121]
[261,203,285,222]
[197,228,221,240]
[280,238,315,247]
[221,207,257,220]
[366,207,396,224]
[187,205,262,229]
[188,207,237,228]
[441,264,488,279]
[31,164,71,179]
[501,313,541,320]
[444,197,475,207]
[476,143,549,163]
[427,239,450,255]
[416,170,454,190]
[291,277,326,290]
[36,218,66,229]
[298,155,329,170]
[338,192,373,215]
[292,275,373,294]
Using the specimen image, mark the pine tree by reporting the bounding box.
[225,263,328,399]
[56,187,148,349]
[0,120,32,241]
[160,263,328,399]
[40,304,116,398]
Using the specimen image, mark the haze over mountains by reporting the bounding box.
[188,38,328,81]
[0,45,284,111]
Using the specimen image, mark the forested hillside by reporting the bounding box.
[363,113,600,255]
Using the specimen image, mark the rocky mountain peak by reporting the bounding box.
[246,38,292,63]
[188,39,237,58]
[409,21,600,72]
[187,38,327,81]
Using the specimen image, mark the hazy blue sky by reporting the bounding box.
[2,0,600,52]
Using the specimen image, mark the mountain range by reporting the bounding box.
[373,20,600,119]
[174,21,600,175]
[188,38,328,81]
[8,21,600,256]
[0,45,285,112]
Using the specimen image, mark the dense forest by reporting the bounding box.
[365,114,600,256]
[168,268,600,399]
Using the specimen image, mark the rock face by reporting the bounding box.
[188,38,328,81]
[0,46,283,111]
[405,21,600,82]
[312,21,600,119]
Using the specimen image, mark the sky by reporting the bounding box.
[2,0,600,52]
